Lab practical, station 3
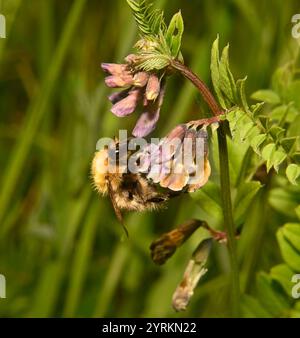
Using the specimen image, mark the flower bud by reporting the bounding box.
[105,74,134,88]
[172,238,212,312]
[101,63,127,75]
[124,54,140,65]
[133,72,149,87]
[145,74,160,101]
[150,220,203,265]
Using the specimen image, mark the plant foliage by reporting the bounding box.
[127,0,184,69]
[211,37,300,183]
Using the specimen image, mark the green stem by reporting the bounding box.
[173,61,240,317]
[217,123,240,317]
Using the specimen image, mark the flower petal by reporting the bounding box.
[111,89,140,117]
[165,124,187,142]
[132,82,166,137]
[132,107,160,137]
[187,157,211,192]
[160,162,189,191]
[105,75,134,88]
[108,89,130,104]
[101,63,127,75]
[133,72,149,87]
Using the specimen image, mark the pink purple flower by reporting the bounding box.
[137,123,211,192]
[102,55,166,137]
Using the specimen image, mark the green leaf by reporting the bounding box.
[292,152,300,165]
[286,164,300,185]
[269,125,285,141]
[258,115,269,130]
[250,134,267,154]
[190,181,222,226]
[241,294,272,318]
[239,122,255,141]
[219,44,237,103]
[235,114,251,137]
[295,205,300,221]
[261,143,276,161]
[270,264,295,297]
[286,80,300,110]
[251,102,265,118]
[234,181,262,226]
[267,149,287,172]
[277,228,300,272]
[269,188,300,217]
[210,36,227,109]
[166,11,184,57]
[245,125,260,140]
[271,105,289,122]
[272,64,293,94]
[237,77,250,113]
[288,115,300,138]
[226,109,244,132]
[127,0,165,36]
[256,272,290,316]
[281,137,297,154]
[136,52,170,71]
[251,89,281,105]
[282,223,300,252]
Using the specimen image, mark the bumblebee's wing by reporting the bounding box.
[107,178,129,237]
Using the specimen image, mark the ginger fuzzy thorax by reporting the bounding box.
[91,149,110,195]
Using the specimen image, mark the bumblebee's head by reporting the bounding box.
[91,138,128,194]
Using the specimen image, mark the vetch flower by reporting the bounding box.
[172,238,212,312]
[150,219,204,265]
[102,55,166,137]
[139,122,212,192]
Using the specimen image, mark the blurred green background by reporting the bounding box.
[0,0,299,318]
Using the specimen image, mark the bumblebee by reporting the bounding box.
[92,127,211,233]
[91,139,178,233]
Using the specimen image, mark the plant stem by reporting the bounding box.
[217,123,240,317]
[187,116,220,127]
[171,60,223,117]
[173,61,240,317]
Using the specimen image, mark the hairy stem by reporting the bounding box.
[187,116,221,127]
[173,60,240,317]
[171,60,223,117]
